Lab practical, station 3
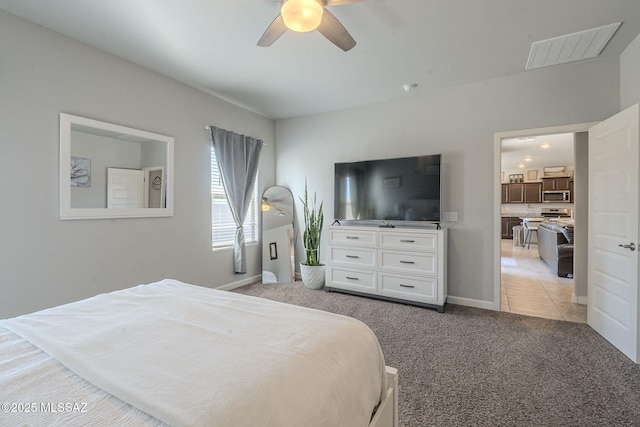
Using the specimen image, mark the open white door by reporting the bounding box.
[588,103,639,363]
[107,168,144,209]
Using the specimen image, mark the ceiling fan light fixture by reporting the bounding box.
[281,0,324,33]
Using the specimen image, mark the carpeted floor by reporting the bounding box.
[234,281,640,427]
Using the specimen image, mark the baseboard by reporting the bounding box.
[216,275,261,291]
[447,295,496,311]
[572,293,588,305]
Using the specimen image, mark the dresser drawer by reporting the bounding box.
[379,250,437,275]
[327,226,447,311]
[330,246,376,268]
[328,267,376,291]
[379,231,437,252]
[379,273,437,303]
[329,229,376,247]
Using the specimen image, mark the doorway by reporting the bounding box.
[493,123,596,321]
[500,132,582,321]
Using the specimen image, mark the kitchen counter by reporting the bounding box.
[501,213,539,218]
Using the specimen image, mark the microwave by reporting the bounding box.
[542,190,570,203]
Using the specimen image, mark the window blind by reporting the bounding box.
[211,147,258,248]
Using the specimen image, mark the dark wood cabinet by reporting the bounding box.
[542,177,571,191]
[501,217,510,238]
[503,182,540,204]
[524,182,542,203]
[508,183,524,203]
[570,180,574,202]
[501,217,521,239]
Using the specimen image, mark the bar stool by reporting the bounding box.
[523,222,538,249]
[512,225,523,247]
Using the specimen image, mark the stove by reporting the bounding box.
[540,208,571,218]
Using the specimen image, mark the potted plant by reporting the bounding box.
[299,179,325,289]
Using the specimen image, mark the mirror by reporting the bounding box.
[262,186,295,284]
[59,113,174,219]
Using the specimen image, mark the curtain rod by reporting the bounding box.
[205,126,266,146]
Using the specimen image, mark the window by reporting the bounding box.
[211,147,259,248]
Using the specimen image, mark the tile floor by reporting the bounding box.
[500,239,586,323]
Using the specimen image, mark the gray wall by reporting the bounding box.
[3,7,639,317]
[70,132,142,208]
[621,32,640,110]
[275,58,620,307]
[0,11,276,318]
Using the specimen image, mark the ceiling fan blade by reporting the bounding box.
[324,0,366,5]
[257,14,287,47]
[317,8,356,51]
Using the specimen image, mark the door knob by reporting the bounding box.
[618,242,636,251]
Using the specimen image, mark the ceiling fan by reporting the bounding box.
[258,0,366,51]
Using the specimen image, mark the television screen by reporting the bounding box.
[334,154,441,223]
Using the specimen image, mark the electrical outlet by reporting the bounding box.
[442,212,458,222]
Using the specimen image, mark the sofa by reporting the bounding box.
[537,220,574,278]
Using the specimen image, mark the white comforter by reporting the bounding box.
[1,279,386,426]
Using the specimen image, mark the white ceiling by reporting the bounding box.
[501,133,574,170]
[1,0,640,120]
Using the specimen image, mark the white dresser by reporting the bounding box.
[326,225,447,312]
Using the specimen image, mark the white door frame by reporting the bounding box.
[493,122,597,311]
[143,166,165,208]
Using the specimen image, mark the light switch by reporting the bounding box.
[442,212,458,222]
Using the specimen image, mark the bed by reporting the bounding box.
[0,279,398,426]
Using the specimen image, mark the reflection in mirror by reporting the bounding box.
[60,113,174,219]
[262,186,295,284]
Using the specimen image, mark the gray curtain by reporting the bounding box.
[210,126,263,274]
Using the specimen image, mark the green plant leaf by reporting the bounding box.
[299,178,323,266]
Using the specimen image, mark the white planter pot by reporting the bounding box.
[300,263,325,290]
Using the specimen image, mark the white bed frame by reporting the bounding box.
[369,366,399,427]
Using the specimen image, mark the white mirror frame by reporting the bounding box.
[59,113,174,220]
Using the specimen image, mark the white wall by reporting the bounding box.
[0,11,276,318]
[276,58,619,306]
[621,32,640,110]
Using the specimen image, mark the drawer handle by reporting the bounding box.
[345,255,359,259]
[400,284,415,289]
[346,276,359,281]
[346,236,359,239]
[400,239,415,243]
[400,260,415,264]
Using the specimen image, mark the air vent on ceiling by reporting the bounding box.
[526,22,621,70]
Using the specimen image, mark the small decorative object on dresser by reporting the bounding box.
[326,225,447,312]
[299,179,325,289]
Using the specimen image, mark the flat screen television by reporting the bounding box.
[334,154,441,223]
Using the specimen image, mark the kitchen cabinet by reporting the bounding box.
[503,182,541,204]
[501,217,521,239]
[524,182,542,203]
[570,180,574,203]
[541,177,571,191]
[508,183,524,203]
